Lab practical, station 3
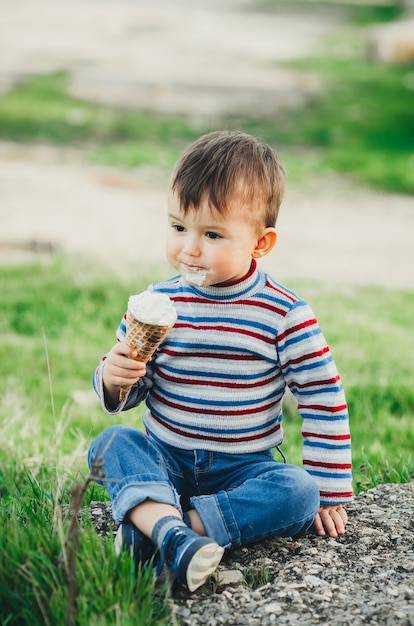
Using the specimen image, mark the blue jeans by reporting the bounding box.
[88,425,320,549]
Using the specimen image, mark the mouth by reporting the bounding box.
[180,262,213,286]
[181,263,207,273]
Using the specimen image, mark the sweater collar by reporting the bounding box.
[181,260,265,301]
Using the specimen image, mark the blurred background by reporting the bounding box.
[1,0,413,287]
[1,4,414,621]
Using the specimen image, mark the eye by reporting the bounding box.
[172,223,185,232]
[206,231,221,240]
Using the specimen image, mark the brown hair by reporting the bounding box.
[171,131,286,231]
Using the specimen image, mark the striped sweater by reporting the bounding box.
[94,261,353,505]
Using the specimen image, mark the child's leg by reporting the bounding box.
[88,424,184,521]
[88,425,224,590]
[187,450,320,549]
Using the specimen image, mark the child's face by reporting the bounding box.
[166,192,263,287]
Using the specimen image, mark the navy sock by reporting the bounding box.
[151,515,188,551]
[183,511,192,529]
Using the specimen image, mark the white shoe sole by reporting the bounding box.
[114,525,123,556]
[186,542,225,592]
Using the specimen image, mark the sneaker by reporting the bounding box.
[114,521,157,565]
[160,525,224,592]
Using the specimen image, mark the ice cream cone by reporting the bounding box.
[119,311,175,401]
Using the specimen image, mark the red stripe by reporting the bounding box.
[284,346,330,367]
[173,295,286,317]
[304,460,352,469]
[150,390,279,416]
[157,369,278,389]
[290,375,340,389]
[302,431,351,441]
[266,280,296,303]
[163,349,261,361]
[151,412,281,443]
[174,322,275,344]
[278,318,317,342]
[320,491,353,499]
[237,299,286,316]
[172,296,211,305]
[298,403,348,413]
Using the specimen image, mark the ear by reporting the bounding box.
[252,227,278,259]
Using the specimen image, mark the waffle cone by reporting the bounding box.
[119,310,174,401]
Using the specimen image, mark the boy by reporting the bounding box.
[89,131,352,592]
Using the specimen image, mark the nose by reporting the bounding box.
[182,233,201,257]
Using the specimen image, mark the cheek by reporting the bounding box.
[166,232,178,255]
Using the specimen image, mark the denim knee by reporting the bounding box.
[87,425,182,523]
[89,424,127,472]
[192,462,320,548]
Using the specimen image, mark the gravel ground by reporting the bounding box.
[87,481,414,625]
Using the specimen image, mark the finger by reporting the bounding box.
[107,349,145,371]
[338,506,348,526]
[113,357,145,373]
[103,356,146,387]
[321,507,347,537]
[312,513,326,537]
[318,509,339,538]
[111,342,138,359]
[331,508,347,535]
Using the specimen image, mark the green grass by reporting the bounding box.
[1,257,413,623]
[0,257,158,457]
[0,72,201,170]
[234,14,414,193]
[0,465,169,626]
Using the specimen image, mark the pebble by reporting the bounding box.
[85,481,414,625]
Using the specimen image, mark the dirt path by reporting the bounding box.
[2,143,413,290]
[0,0,413,289]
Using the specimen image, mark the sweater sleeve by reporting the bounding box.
[277,300,353,506]
[92,313,152,415]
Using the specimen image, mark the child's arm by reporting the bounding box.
[278,300,353,528]
[101,342,147,410]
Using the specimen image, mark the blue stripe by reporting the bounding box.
[282,355,334,376]
[147,402,282,435]
[254,293,288,308]
[304,441,351,450]
[290,384,344,396]
[307,470,353,479]
[254,290,298,309]
[158,272,262,300]
[301,412,349,421]
[155,385,278,407]
[167,341,278,362]
[278,327,321,351]
[161,363,277,381]
[179,315,276,336]
[168,341,250,353]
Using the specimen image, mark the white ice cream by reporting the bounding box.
[128,291,177,326]
[182,266,213,287]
